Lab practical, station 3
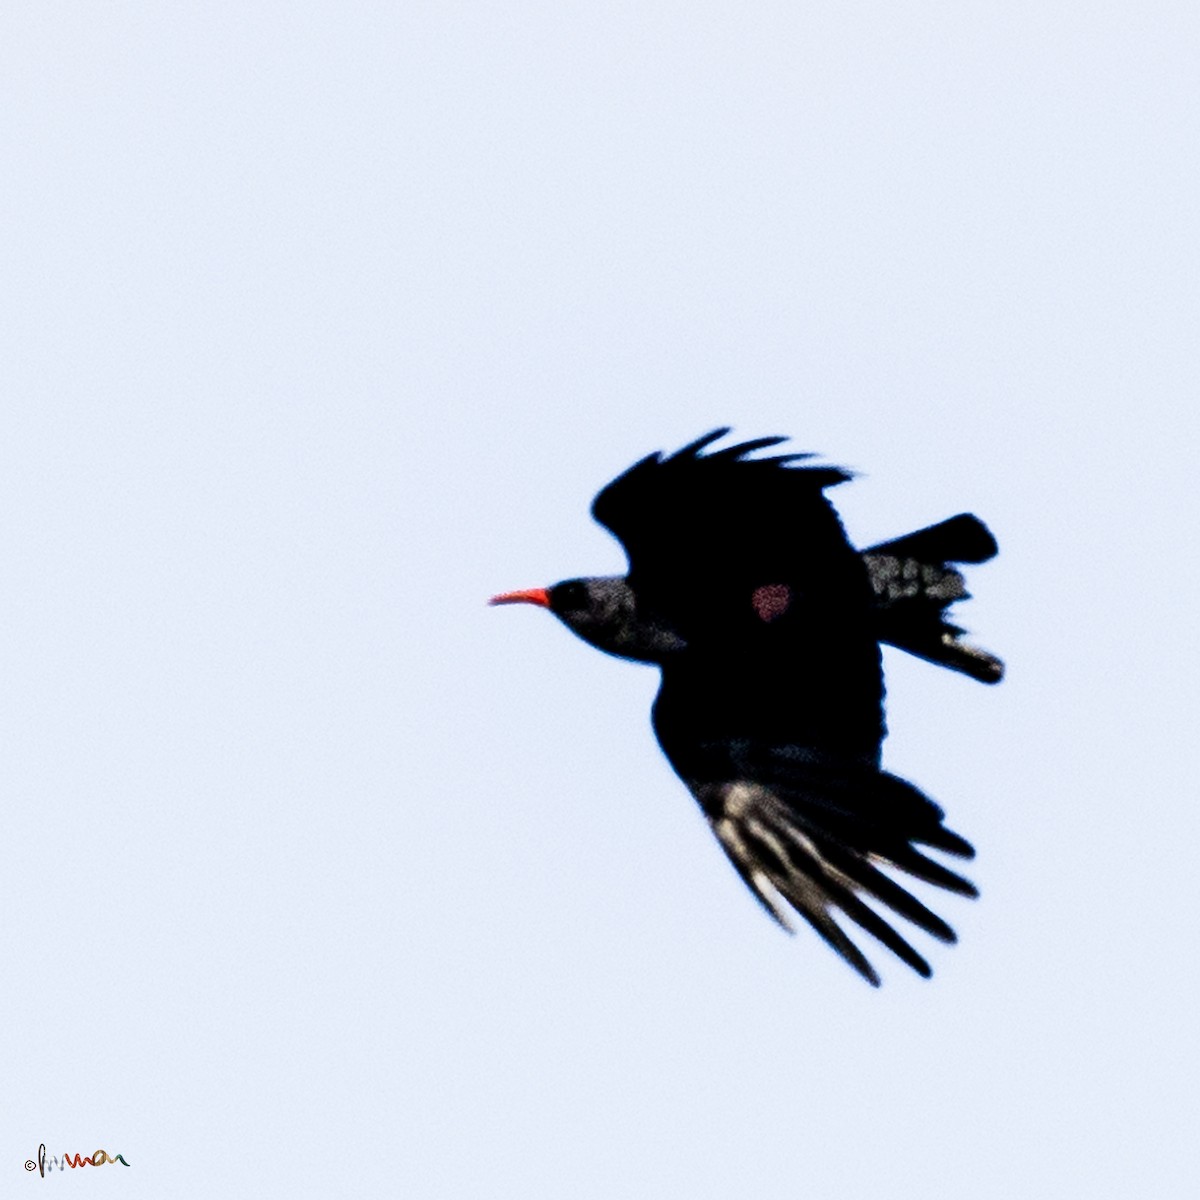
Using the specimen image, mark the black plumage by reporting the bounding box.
[492,430,1001,985]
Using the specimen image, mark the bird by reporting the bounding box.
[491,429,1002,985]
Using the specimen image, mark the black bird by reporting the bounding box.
[492,430,1001,985]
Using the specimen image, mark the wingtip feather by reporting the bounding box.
[704,774,975,985]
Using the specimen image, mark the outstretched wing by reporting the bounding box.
[653,693,978,985]
[592,429,856,630]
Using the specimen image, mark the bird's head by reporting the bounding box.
[489,576,685,664]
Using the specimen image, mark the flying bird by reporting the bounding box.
[491,430,1001,985]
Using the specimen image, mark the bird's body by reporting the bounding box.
[492,430,1001,985]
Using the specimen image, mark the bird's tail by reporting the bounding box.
[703,763,977,985]
[862,513,1004,683]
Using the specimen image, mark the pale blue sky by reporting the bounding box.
[2,3,1197,1196]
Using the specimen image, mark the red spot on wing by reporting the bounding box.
[752,583,792,622]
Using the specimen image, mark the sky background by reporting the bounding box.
[2,2,1197,1196]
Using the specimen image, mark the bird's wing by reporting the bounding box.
[592,429,857,633]
[653,680,977,986]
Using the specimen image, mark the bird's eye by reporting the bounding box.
[552,580,588,611]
